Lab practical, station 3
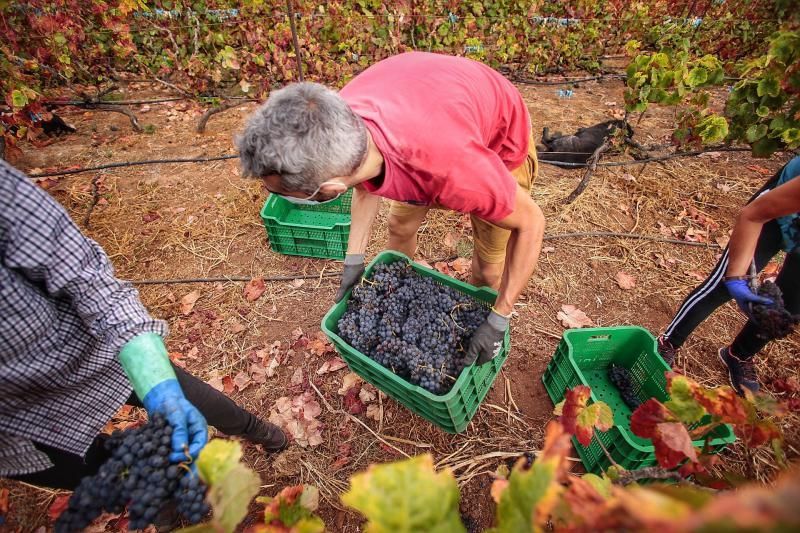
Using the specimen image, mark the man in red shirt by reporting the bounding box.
[238,52,545,364]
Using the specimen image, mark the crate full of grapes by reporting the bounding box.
[321,250,510,433]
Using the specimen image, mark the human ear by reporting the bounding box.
[319,180,348,195]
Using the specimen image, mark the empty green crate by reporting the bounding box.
[542,326,735,474]
[321,250,510,433]
[259,190,352,260]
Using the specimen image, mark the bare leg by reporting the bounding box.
[387,206,429,258]
[470,254,504,290]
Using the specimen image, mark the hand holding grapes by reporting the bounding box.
[118,333,209,462]
[141,380,208,462]
[724,278,773,317]
[465,310,508,365]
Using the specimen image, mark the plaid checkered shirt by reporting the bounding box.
[0,160,167,476]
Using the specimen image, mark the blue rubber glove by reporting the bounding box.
[724,279,773,316]
[119,333,208,463]
[142,380,208,462]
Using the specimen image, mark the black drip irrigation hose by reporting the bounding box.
[128,234,719,285]
[29,155,239,178]
[29,146,756,178]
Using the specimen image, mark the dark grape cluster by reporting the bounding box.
[337,262,490,394]
[608,364,641,410]
[751,281,800,341]
[55,414,210,532]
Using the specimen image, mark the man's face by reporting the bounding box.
[260,174,344,202]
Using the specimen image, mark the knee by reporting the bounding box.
[388,218,419,242]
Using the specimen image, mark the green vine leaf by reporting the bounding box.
[695,114,729,144]
[665,375,707,424]
[180,439,261,533]
[341,454,464,533]
[489,458,562,533]
[746,124,769,142]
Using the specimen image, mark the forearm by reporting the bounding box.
[346,186,382,254]
[494,208,545,315]
[724,214,764,277]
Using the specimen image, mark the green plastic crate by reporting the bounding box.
[259,190,352,260]
[542,326,736,474]
[321,250,510,433]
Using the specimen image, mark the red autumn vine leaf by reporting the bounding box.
[689,383,748,424]
[735,419,782,448]
[652,422,698,469]
[557,386,612,446]
[629,399,675,438]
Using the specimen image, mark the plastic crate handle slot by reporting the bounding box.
[587,335,611,342]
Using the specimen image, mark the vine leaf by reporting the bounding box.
[556,386,613,447]
[341,454,464,533]
[254,485,325,532]
[186,439,261,533]
[664,374,706,424]
[653,422,699,469]
[490,422,571,533]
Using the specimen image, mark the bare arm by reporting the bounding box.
[726,177,800,277]
[487,186,546,315]
[346,185,382,255]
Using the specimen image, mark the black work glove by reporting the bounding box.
[334,254,366,302]
[465,310,509,365]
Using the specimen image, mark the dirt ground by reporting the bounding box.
[1,75,798,531]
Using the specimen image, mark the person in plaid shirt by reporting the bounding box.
[0,160,286,489]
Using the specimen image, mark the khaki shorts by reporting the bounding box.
[389,133,538,263]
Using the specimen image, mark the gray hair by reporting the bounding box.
[236,82,367,194]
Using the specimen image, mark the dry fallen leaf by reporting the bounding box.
[317,357,348,375]
[233,371,252,392]
[542,246,556,254]
[201,375,231,394]
[366,403,382,422]
[269,393,323,447]
[444,232,458,249]
[338,372,363,395]
[747,164,772,176]
[243,277,267,301]
[289,278,306,289]
[180,290,201,315]
[291,368,305,386]
[307,332,334,356]
[250,362,268,383]
[230,321,247,334]
[359,383,377,404]
[434,261,452,275]
[450,257,471,275]
[557,305,594,329]
[292,327,305,340]
[714,234,730,249]
[615,270,636,290]
[330,443,352,470]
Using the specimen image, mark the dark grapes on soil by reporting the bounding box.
[751,281,800,341]
[55,414,211,532]
[608,364,642,410]
[337,261,491,395]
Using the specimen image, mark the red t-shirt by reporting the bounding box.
[340,52,530,223]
